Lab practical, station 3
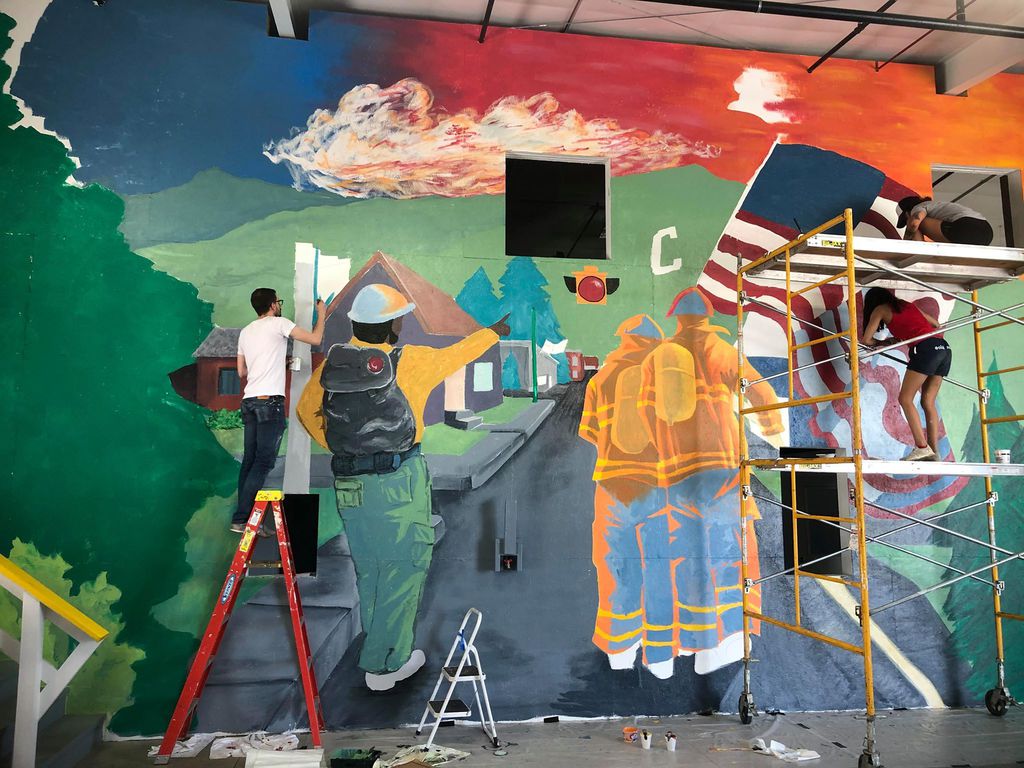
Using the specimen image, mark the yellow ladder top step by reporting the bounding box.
[255,490,284,501]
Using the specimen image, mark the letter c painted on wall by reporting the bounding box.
[650,227,680,276]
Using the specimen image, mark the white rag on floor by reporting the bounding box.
[377,744,471,767]
[751,738,821,762]
[244,748,324,767]
[146,733,216,758]
[208,731,301,759]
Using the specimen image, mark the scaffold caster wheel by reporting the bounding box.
[858,752,881,768]
[985,688,1009,717]
[738,693,753,725]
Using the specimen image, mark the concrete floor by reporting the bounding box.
[82,708,1024,767]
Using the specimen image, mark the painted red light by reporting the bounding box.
[577,275,607,303]
[367,355,385,374]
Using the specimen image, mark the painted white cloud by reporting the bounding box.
[727,67,796,125]
[264,78,721,199]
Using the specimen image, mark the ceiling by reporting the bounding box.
[248,0,1024,86]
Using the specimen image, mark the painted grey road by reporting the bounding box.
[317,382,972,729]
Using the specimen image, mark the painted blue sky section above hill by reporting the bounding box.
[741,144,885,233]
[13,0,395,193]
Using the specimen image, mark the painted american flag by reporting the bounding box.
[698,142,967,516]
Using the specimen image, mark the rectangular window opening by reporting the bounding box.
[930,165,1023,248]
[505,153,610,260]
[218,367,241,396]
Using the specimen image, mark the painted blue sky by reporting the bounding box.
[13,0,401,194]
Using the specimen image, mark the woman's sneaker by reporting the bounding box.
[903,446,937,462]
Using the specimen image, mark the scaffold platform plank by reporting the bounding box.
[750,459,1024,477]
[750,234,1024,291]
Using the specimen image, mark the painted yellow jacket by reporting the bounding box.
[298,329,500,449]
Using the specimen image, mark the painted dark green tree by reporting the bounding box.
[456,266,503,327]
[940,360,1024,699]
[497,257,570,383]
[0,14,235,733]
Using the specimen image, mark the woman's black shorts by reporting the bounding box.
[940,217,993,246]
[908,338,952,377]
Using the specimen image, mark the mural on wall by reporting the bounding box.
[3,0,1024,737]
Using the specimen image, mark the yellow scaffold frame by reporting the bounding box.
[734,209,1024,768]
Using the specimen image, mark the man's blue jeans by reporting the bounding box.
[233,396,286,524]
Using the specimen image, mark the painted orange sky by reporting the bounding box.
[385,20,1024,193]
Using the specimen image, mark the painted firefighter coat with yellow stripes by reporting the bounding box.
[579,294,783,674]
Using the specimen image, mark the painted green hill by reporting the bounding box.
[138,164,743,359]
[119,167,352,249]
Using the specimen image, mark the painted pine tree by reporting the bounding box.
[456,266,502,327]
[497,256,571,383]
[940,359,1024,699]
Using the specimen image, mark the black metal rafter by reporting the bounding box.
[806,0,899,74]
[951,174,996,204]
[874,0,980,71]
[563,0,585,33]
[479,0,496,43]
[640,0,1024,39]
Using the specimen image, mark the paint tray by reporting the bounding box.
[329,747,382,768]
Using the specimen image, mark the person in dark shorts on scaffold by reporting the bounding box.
[898,195,994,246]
[861,287,952,462]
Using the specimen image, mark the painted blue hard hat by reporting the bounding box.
[347,284,416,324]
[667,286,713,317]
[615,314,664,339]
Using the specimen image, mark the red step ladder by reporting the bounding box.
[153,490,324,764]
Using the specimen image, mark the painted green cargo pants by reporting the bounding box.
[334,453,433,674]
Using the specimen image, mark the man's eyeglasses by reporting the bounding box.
[274,299,285,306]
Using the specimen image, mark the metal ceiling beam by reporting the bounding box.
[267,0,296,39]
[935,7,1024,93]
[641,0,1024,39]
[806,0,898,74]
[479,0,496,43]
[563,0,585,33]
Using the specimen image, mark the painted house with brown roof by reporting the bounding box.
[322,251,503,426]
[170,328,322,412]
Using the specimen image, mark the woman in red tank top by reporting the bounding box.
[861,287,952,462]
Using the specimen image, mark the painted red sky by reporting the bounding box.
[378,19,1024,192]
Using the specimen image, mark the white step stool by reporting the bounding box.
[415,608,499,749]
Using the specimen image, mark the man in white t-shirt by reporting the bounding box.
[231,288,325,533]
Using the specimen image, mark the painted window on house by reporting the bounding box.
[473,362,494,392]
[218,367,241,395]
[505,153,609,260]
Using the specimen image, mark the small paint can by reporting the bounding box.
[996,449,1011,464]
[622,726,639,743]
[640,730,652,750]
[665,732,677,751]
